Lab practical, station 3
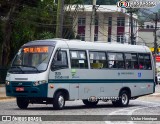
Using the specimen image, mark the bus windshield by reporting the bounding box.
[10,46,54,73]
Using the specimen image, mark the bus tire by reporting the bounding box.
[53,92,65,110]
[82,100,98,107]
[112,90,129,107]
[16,97,29,109]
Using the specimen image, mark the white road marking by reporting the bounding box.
[105,100,160,124]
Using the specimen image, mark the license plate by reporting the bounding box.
[16,87,24,91]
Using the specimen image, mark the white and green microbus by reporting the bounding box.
[6,39,155,110]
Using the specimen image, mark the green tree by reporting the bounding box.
[0,0,57,66]
[0,0,83,67]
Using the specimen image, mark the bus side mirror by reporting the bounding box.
[57,51,62,61]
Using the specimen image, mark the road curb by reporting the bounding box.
[0,97,15,100]
[149,93,160,97]
[0,84,5,87]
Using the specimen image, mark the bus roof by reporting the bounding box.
[23,39,151,53]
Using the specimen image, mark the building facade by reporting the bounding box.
[138,21,160,48]
[144,21,160,29]
[69,4,138,43]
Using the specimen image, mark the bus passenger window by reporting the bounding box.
[125,53,138,69]
[144,54,152,69]
[52,51,68,70]
[108,53,124,69]
[134,62,139,69]
[108,53,116,68]
[70,50,88,69]
[138,54,145,70]
[139,63,144,69]
[89,51,107,69]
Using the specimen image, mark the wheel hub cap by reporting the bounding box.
[58,95,64,108]
[122,94,128,105]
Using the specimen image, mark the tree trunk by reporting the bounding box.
[0,4,16,66]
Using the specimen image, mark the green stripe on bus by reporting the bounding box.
[48,79,154,83]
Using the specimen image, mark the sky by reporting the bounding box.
[141,0,160,12]
[150,2,160,12]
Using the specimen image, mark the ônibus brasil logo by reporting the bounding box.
[117,0,130,8]
[117,0,156,8]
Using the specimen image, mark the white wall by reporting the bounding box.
[144,21,160,29]
[73,11,138,43]
[138,31,153,47]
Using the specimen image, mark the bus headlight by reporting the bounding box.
[5,81,10,86]
[33,80,47,86]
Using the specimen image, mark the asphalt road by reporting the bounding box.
[0,85,160,124]
[0,98,160,124]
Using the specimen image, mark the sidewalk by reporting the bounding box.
[0,84,160,100]
[0,84,15,100]
[148,84,160,97]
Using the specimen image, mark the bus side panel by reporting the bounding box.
[79,83,121,100]
[74,70,122,99]
[74,69,154,99]
[48,69,71,98]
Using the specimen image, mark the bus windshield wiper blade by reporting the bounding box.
[10,66,24,73]
[21,65,40,72]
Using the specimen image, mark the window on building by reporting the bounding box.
[78,18,86,26]
[146,25,149,29]
[78,33,85,41]
[117,35,124,43]
[94,18,98,41]
[94,34,98,41]
[68,17,73,25]
[108,17,112,26]
[108,36,111,42]
[108,52,125,69]
[89,51,108,69]
[95,17,99,26]
[108,17,112,42]
[150,25,154,28]
[70,50,88,69]
[117,17,125,27]
[84,0,118,5]
[78,17,86,41]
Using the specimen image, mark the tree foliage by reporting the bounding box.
[0,0,83,67]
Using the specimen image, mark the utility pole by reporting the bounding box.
[129,8,134,45]
[90,0,96,42]
[56,0,64,38]
[127,8,136,45]
[154,13,158,68]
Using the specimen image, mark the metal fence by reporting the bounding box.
[0,67,8,84]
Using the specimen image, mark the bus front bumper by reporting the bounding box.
[5,81,48,97]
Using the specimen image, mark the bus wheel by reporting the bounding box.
[119,90,129,107]
[16,97,29,109]
[53,92,65,110]
[112,90,129,107]
[82,100,98,107]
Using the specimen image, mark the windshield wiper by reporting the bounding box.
[20,65,40,72]
[9,66,24,73]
